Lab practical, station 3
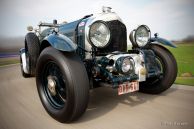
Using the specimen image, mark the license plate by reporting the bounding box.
[118,81,139,95]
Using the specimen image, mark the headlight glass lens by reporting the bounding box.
[89,21,110,48]
[122,58,133,73]
[116,57,134,74]
[135,25,150,47]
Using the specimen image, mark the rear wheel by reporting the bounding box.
[139,44,177,94]
[20,53,31,78]
[25,33,40,76]
[36,47,89,122]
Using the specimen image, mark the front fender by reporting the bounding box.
[150,37,176,48]
[42,33,77,52]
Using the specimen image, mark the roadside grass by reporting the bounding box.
[167,43,194,76]
[175,77,194,86]
[167,43,194,86]
[0,57,19,67]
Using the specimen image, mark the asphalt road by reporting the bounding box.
[0,64,194,129]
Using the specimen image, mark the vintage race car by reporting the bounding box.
[20,7,177,122]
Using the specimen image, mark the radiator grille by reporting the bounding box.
[96,20,127,54]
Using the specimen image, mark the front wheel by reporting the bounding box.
[36,47,89,122]
[140,44,177,94]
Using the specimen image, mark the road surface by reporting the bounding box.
[0,64,194,129]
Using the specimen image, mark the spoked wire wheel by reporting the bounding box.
[42,61,67,109]
[36,47,89,122]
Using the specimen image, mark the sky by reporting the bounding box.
[0,0,194,41]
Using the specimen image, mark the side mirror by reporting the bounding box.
[27,26,33,31]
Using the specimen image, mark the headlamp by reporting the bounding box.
[115,56,134,74]
[130,25,151,48]
[89,21,111,48]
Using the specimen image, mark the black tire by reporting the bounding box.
[139,44,177,94]
[25,32,40,75]
[20,54,31,78]
[36,47,89,123]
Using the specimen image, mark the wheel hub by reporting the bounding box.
[47,76,57,96]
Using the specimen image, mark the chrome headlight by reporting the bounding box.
[116,56,134,74]
[130,25,151,47]
[89,21,111,48]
